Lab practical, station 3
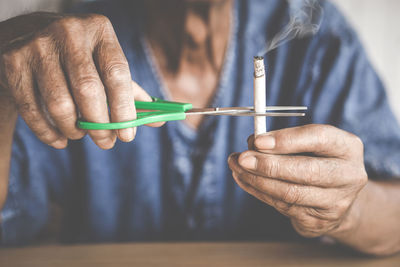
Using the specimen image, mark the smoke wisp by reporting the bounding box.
[259,0,323,56]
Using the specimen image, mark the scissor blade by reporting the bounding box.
[185,108,245,116]
[186,110,305,117]
[187,106,307,113]
[216,112,306,117]
[186,106,307,116]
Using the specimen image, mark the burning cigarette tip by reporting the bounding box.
[253,56,265,78]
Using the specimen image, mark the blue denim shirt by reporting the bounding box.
[2,0,400,245]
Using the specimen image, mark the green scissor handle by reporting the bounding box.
[77,97,193,130]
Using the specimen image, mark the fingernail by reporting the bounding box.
[51,139,67,149]
[240,155,257,170]
[118,128,135,142]
[97,137,115,149]
[254,134,275,150]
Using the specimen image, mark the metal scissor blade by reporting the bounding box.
[186,110,306,117]
[185,108,245,116]
[215,112,306,117]
[186,106,307,116]
[238,106,307,111]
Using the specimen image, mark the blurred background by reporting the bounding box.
[1,0,399,120]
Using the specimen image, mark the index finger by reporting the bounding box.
[229,153,334,208]
[238,151,349,187]
[252,124,364,159]
[94,26,136,142]
[64,48,115,149]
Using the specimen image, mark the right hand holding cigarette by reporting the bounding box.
[228,125,368,239]
[0,12,159,150]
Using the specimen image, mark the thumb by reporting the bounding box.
[132,80,153,102]
[131,81,165,128]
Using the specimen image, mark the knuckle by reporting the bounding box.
[47,99,76,121]
[325,159,341,185]
[347,162,368,189]
[277,130,294,147]
[275,199,293,214]
[282,185,301,204]
[83,14,114,37]
[1,51,15,66]
[103,62,130,82]
[32,35,51,48]
[309,159,321,176]
[0,58,14,86]
[305,206,322,217]
[1,50,22,75]
[89,14,109,23]
[52,17,84,46]
[262,157,278,177]
[110,98,133,113]
[57,16,82,30]
[90,14,113,29]
[74,77,103,98]
[308,160,322,183]
[309,201,345,222]
[31,38,53,64]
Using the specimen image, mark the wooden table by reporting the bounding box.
[1,242,399,267]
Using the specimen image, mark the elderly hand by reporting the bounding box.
[0,12,159,150]
[228,124,368,238]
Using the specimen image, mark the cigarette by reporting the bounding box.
[253,56,266,136]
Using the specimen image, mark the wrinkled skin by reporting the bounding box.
[1,6,400,256]
[0,12,162,150]
[228,124,368,238]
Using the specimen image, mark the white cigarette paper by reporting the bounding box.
[253,56,266,136]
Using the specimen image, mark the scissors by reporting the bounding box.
[77,97,307,130]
